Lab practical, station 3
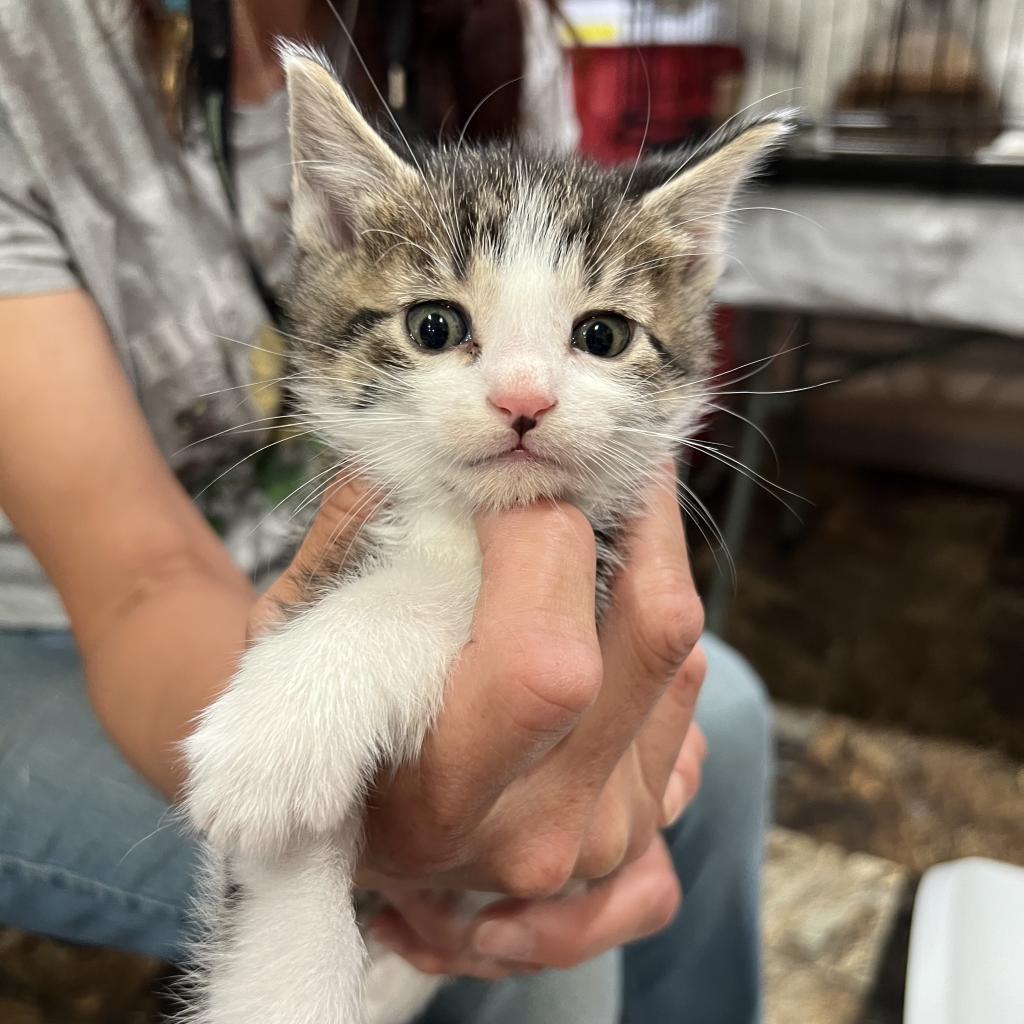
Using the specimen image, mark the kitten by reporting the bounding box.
[182,44,789,1024]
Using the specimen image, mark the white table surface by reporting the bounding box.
[717,186,1024,338]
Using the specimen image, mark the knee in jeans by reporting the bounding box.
[694,636,773,798]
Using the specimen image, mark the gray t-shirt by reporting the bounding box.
[0,0,578,629]
[0,0,318,627]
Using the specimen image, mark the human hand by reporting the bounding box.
[370,719,706,979]
[250,464,705,897]
[370,833,681,979]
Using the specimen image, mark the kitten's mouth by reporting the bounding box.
[500,444,544,462]
[470,443,556,468]
[455,441,579,506]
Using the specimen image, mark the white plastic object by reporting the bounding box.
[904,857,1024,1024]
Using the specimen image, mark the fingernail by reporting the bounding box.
[661,771,689,826]
[472,921,534,961]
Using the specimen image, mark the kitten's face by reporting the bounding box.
[283,48,786,516]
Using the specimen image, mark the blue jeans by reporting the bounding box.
[0,630,770,1023]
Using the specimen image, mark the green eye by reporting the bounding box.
[406,302,470,351]
[572,313,632,358]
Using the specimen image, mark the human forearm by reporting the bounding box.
[0,293,261,801]
[81,558,255,801]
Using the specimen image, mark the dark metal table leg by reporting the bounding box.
[705,309,778,634]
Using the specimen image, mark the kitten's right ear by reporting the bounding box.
[281,44,417,251]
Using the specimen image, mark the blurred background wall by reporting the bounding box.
[565,3,1023,1019]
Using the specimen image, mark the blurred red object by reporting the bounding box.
[570,44,745,165]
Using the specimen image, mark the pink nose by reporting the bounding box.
[487,392,557,436]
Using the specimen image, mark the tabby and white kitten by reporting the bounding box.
[182,45,788,1024]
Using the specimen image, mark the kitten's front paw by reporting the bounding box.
[183,708,293,858]
[183,663,366,858]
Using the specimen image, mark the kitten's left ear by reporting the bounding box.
[640,115,793,266]
[281,43,419,252]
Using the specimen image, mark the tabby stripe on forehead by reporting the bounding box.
[559,214,604,289]
[453,198,477,279]
[481,213,505,254]
[453,200,509,276]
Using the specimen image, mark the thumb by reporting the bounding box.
[247,477,379,640]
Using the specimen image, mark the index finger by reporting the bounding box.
[409,502,602,837]
[544,465,702,796]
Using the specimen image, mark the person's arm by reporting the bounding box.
[1,289,706,975]
[0,290,255,798]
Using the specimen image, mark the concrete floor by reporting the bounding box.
[763,827,907,1024]
[765,704,1024,1024]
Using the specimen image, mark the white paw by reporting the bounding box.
[183,659,369,858]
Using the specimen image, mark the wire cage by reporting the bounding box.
[568,0,1024,175]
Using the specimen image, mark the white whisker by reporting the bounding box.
[173,414,305,456]
[193,429,319,499]
[705,379,838,399]
[197,374,310,399]
[448,76,523,264]
[705,400,780,476]
[618,425,807,516]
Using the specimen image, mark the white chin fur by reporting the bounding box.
[444,457,582,511]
